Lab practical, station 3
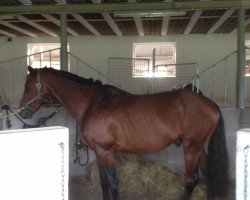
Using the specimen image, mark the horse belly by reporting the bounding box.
[115,122,178,153]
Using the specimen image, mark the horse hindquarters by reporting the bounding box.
[206,111,229,198]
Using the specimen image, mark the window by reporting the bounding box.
[133,42,176,77]
[245,42,250,76]
[27,43,69,70]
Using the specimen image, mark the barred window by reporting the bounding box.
[133,42,176,77]
[27,43,69,70]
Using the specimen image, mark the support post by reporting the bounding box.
[60,13,68,71]
[237,9,246,108]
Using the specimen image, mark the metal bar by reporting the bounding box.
[196,50,237,76]
[49,50,52,68]
[237,9,246,108]
[0,48,60,65]
[196,65,199,93]
[68,53,114,84]
[152,48,156,93]
[155,62,197,67]
[60,13,68,71]
[0,1,249,14]
[28,55,31,66]
[40,53,42,68]
[8,63,12,106]
[213,67,215,101]
[224,59,227,107]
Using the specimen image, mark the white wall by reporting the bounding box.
[0,33,250,177]
[0,33,244,74]
[1,33,248,107]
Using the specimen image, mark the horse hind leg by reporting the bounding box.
[198,149,215,200]
[181,142,203,200]
[180,167,199,200]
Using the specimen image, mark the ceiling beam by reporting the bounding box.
[41,14,79,36]
[17,0,32,5]
[54,0,66,4]
[134,16,144,37]
[207,9,234,34]
[17,15,58,37]
[184,10,202,34]
[0,29,16,37]
[0,19,36,37]
[91,0,102,4]
[0,1,250,14]
[161,16,170,36]
[231,17,250,33]
[101,13,122,36]
[71,14,100,36]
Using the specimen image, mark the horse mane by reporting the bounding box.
[42,67,125,95]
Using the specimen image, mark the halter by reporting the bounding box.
[24,69,50,111]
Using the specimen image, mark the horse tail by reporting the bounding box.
[207,109,229,197]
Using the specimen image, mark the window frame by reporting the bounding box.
[132,42,176,78]
[27,43,69,70]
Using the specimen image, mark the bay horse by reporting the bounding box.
[19,66,229,200]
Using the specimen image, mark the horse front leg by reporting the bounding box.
[98,164,111,200]
[106,166,120,200]
[96,149,120,200]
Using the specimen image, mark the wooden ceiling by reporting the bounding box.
[0,0,250,37]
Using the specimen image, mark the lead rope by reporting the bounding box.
[59,142,65,200]
[244,145,250,200]
[73,123,89,166]
[0,107,25,119]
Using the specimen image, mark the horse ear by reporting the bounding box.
[28,66,35,73]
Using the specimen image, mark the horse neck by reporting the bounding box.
[45,74,99,122]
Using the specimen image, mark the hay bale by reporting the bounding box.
[89,152,206,199]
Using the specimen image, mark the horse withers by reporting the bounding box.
[19,66,229,200]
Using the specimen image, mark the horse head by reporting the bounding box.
[19,66,57,119]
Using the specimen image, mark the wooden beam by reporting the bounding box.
[231,17,250,33]
[101,13,122,36]
[17,15,58,37]
[207,9,234,34]
[184,10,202,34]
[91,0,102,4]
[41,14,79,36]
[17,0,32,5]
[71,14,100,36]
[161,16,170,36]
[0,19,36,37]
[54,0,66,4]
[134,16,144,36]
[0,29,16,37]
[1,1,249,14]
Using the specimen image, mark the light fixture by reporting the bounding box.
[114,10,186,18]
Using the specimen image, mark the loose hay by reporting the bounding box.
[89,153,206,200]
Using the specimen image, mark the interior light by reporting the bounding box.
[114,10,186,18]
